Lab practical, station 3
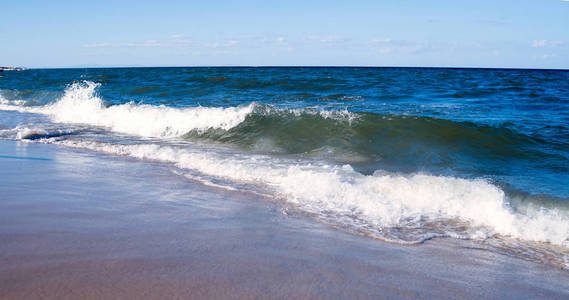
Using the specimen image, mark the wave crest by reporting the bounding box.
[40,81,255,138]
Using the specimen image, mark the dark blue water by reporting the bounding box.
[2,67,568,199]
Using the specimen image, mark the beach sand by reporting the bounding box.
[0,140,567,299]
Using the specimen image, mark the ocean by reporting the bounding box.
[1,67,568,268]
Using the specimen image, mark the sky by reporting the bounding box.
[1,0,568,69]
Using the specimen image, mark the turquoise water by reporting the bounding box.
[1,67,568,266]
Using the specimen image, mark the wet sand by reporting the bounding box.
[0,140,567,299]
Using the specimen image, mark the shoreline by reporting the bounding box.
[1,140,568,299]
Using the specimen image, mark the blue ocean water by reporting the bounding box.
[1,67,568,266]
[2,67,568,197]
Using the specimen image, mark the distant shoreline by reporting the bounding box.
[0,67,25,71]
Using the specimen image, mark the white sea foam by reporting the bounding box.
[0,81,361,138]
[15,126,51,140]
[0,94,26,107]
[255,104,358,123]
[44,81,255,137]
[0,125,76,140]
[54,139,569,247]
[0,81,255,138]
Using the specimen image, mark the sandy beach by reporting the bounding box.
[0,139,567,299]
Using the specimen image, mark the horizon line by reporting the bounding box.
[10,65,569,71]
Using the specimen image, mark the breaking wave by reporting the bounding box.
[52,139,569,248]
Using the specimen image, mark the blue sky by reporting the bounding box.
[1,0,568,68]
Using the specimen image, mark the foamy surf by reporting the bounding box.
[1,81,360,139]
[0,97,26,106]
[1,81,256,138]
[51,139,569,249]
[14,126,74,140]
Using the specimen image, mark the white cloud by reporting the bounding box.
[368,38,417,47]
[532,40,563,48]
[224,40,240,47]
[83,40,164,48]
[369,38,392,43]
[368,38,427,54]
[532,40,547,48]
[171,39,192,45]
[319,36,349,43]
[171,34,182,39]
[83,42,113,48]
[136,40,162,47]
[205,40,240,48]
[306,35,350,45]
